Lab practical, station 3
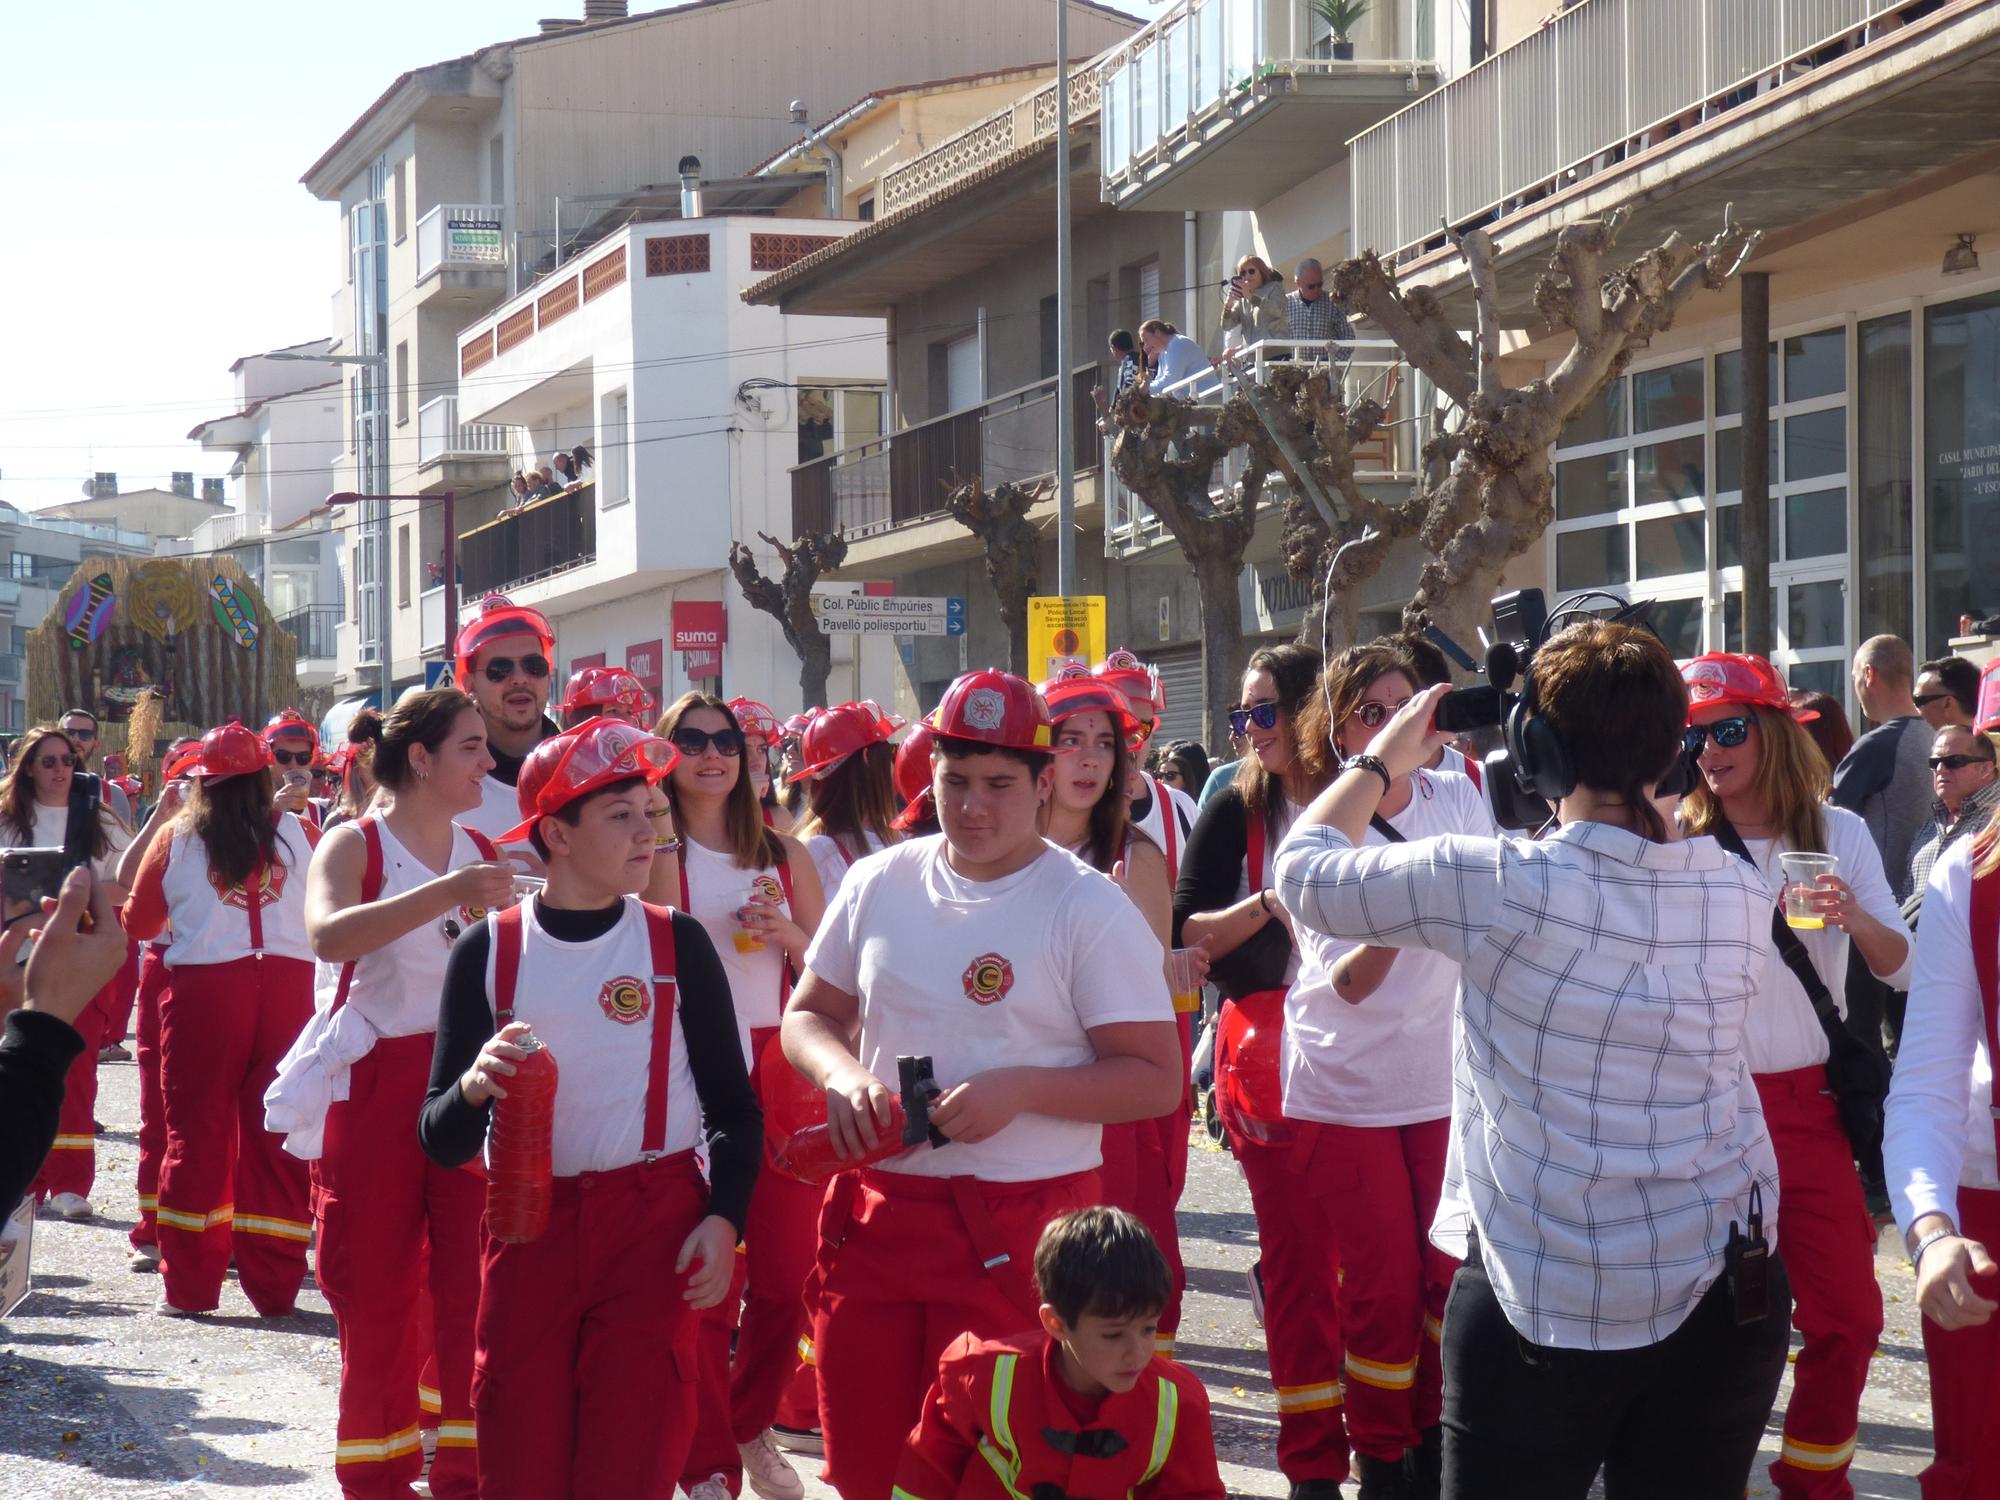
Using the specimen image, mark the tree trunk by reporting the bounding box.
[944,477,1044,677]
[798,636,832,710]
[997,584,1031,676]
[1192,551,1249,751]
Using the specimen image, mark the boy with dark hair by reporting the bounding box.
[894,1208,1224,1500]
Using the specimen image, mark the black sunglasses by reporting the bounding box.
[482,654,551,683]
[271,748,315,768]
[36,753,78,770]
[1685,716,1753,752]
[1931,753,1995,771]
[670,726,745,758]
[1229,703,1281,736]
[63,726,98,742]
[1915,692,1957,709]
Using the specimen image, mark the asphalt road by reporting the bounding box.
[0,1058,1938,1498]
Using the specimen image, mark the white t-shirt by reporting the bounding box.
[805,835,1171,1181]
[804,830,884,909]
[1736,805,1911,1075]
[461,774,528,849]
[1132,774,1198,882]
[314,819,497,1039]
[679,834,791,1068]
[159,813,317,967]
[1284,769,1495,1127]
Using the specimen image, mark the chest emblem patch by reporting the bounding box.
[442,904,489,945]
[210,861,285,910]
[962,952,1014,1006]
[599,975,651,1025]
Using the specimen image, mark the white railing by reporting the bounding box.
[417,397,511,467]
[416,203,507,281]
[1352,0,1914,265]
[1104,338,1414,550]
[1097,0,1435,190]
[191,510,258,552]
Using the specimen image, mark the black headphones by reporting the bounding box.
[1502,671,1577,803]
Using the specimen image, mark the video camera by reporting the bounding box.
[1427,587,1700,832]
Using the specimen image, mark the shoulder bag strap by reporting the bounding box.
[1708,816,1848,1038]
[640,901,680,1157]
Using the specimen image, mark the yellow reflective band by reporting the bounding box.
[1154,1334,1176,1357]
[1275,1381,1344,1413]
[1343,1352,1417,1391]
[137,1195,159,1210]
[1140,1377,1178,1485]
[234,1214,313,1242]
[157,1203,234,1232]
[336,1427,423,1462]
[797,1335,817,1365]
[1779,1435,1857,1471]
[1423,1314,1444,1343]
[975,1354,1030,1500]
[436,1422,478,1449]
[50,1134,95,1149]
[891,1488,933,1500]
[417,1384,443,1412]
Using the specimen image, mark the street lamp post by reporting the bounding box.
[326,489,458,670]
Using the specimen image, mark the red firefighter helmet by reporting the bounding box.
[924,669,1051,751]
[184,723,272,782]
[497,716,679,843]
[757,1030,828,1175]
[728,698,783,746]
[161,741,203,782]
[1094,648,1164,714]
[454,594,556,687]
[788,700,904,785]
[1215,993,1287,1143]
[891,724,938,831]
[560,665,656,719]
[261,709,319,751]
[1680,652,1818,722]
[1042,671,1145,749]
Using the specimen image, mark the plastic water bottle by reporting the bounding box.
[772,1098,911,1184]
[486,1030,558,1243]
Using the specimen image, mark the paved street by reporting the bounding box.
[0,1056,1940,1498]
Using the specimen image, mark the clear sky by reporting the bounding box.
[0,0,1162,514]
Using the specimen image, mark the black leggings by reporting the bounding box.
[1441,1246,1792,1499]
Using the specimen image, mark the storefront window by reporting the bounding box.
[1857,313,1913,645]
[1924,292,2000,653]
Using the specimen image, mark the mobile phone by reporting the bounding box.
[1433,685,1505,734]
[3,848,69,917]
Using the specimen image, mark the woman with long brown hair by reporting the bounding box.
[8,723,131,1218]
[1680,653,1907,1500]
[120,723,319,1316]
[790,701,902,902]
[657,691,826,1500]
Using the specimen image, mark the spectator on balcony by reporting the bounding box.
[1219,255,1288,355]
[1139,320,1206,396]
[509,472,530,507]
[1093,329,1142,434]
[551,451,577,487]
[1286,258,1356,361]
[525,468,563,502]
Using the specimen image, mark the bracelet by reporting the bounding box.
[1912,1225,1960,1271]
[1344,753,1392,793]
[1258,890,1276,919]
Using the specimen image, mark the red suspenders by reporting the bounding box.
[1245,807,1266,897]
[1969,856,2000,1162]
[326,816,385,1013]
[677,845,796,1006]
[1148,773,1181,882]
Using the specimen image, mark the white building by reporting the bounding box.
[0,506,153,734]
[451,215,888,710]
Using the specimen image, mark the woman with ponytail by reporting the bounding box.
[790,702,902,902]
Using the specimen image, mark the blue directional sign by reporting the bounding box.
[946,597,966,637]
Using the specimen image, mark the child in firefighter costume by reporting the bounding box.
[418,716,763,1500]
[781,668,1182,1500]
[895,1207,1223,1500]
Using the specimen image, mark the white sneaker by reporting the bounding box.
[769,1424,824,1458]
[739,1431,805,1500]
[155,1294,205,1318]
[688,1473,734,1500]
[128,1243,161,1273]
[47,1192,93,1221]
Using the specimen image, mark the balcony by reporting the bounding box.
[792,368,1099,540]
[414,203,509,307]
[1097,0,1438,211]
[1351,0,2000,301]
[458,480,596,599]
[417,396,512,474]
[419,583,464,657]
[277,603,341,664]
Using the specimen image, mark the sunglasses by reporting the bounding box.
[482,653,551,683]
[1915,692,1956,709]
[36,753,78,770]
[271,748,315,768]
[1351,697,1411,729]
[1229,702,1281,736]
[1684,716,1754,752]
[1931,753,1994,771]
[63,727,97,742]
[670,726,745,758]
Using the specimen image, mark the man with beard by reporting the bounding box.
[453,594,560,868]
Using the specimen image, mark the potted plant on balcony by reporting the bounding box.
[1312,0,1368,60]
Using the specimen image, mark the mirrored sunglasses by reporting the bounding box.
[482,653,551,683]
[1685,716,1753,752]
[1228,702,1281,736]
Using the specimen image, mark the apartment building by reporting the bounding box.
[0,506,154,733]
[300,0,1140,702]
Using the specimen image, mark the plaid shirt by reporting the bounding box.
[1907,776,2000,902]
[1274,818,1781,1351]
[1284,290,1356,345]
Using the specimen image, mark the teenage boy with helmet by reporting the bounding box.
[781,667,1184,1500]
[418,716,763,1500]
[452,594,561,853]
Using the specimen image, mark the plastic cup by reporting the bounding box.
[1166,948,1204,1015]
[511,875,545,904]
[1779,852,1839,930]
[733,927,765,954]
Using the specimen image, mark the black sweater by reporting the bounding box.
[0,1011,85,1220]
[1170,786,1296,1000]
[418,899,763,1234]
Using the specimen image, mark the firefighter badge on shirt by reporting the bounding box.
[599,975,651,1025]
[962,952,1014,1006]
[209,861,285,910]
[441,904,489,945]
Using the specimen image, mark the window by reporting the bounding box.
[394,342,409,426]
[1857,313,1913,644]
[944,334,981,411]
[397,524,411,608]
[8,553,31,582]
[602,390,630,503]
[392,161,407,244]
[858,198,875,221]
[1040,295,1060,381]
[1926,292,2000,654]
[1138,261,1161,323]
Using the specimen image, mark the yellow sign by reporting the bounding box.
[1028,595,1107,680]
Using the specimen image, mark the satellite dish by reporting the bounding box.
[81,478,96,498]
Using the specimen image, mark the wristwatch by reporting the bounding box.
[1344,753,1392,793]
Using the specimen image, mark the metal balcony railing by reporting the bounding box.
[277,603,342,661]
[459,480,596,598]
[1351,0,1917,266]
[416,203,507,281]
[418,397,511,468]
[791,368,1099,539]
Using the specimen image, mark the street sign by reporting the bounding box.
[811,593,964,636]
[1028,595,1107,678]
[425,660,453,690]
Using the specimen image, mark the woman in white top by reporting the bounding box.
[1679,652,1908,1500]
[302,687,516,1500]
[657,691,826,1500]
[7,723,131,1218]
[790,701,903,903]
[122,722,318,1317]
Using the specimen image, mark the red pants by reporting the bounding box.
[1099,1010,1195,1350]
[683,1166,824,1490]
[32,987,109,1201]
[472,1150,710,1500]
[1921,1187,2000,1498]
[129,949,169,1250]
[1296,1117,1452,1461]
[155,955,314,1314]
[1231,1121,1350,1486]
[1756,1068,1883,1499]
[102,937,141,1046]
[813,1167,1098,1500]
[314,1033,484,1499]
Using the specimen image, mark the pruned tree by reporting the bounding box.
[729,528,848,708]
[944,475,1046,675]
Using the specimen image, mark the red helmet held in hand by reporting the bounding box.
[498,717,679,843]
[924,670,1051,752]
[1215,994,1286,1144]
[891,724,938,831]
[757,1031,828,1176]
[788,700,904,785]
[185,723,272,783]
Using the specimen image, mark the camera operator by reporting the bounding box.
[1272,621,1788,1500]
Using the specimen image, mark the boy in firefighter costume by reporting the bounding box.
[781,668,1183,1500]
[418,716,763,1500]
[894,1207,1223,1500]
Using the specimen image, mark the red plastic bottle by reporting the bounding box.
[772,1097,910,1184]
[486,1030,559,1243]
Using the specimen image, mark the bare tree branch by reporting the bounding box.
[729,528,848,707]
[1447,224,1504,405]
[1327,252,1478,410]
[944,475,1048,675]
